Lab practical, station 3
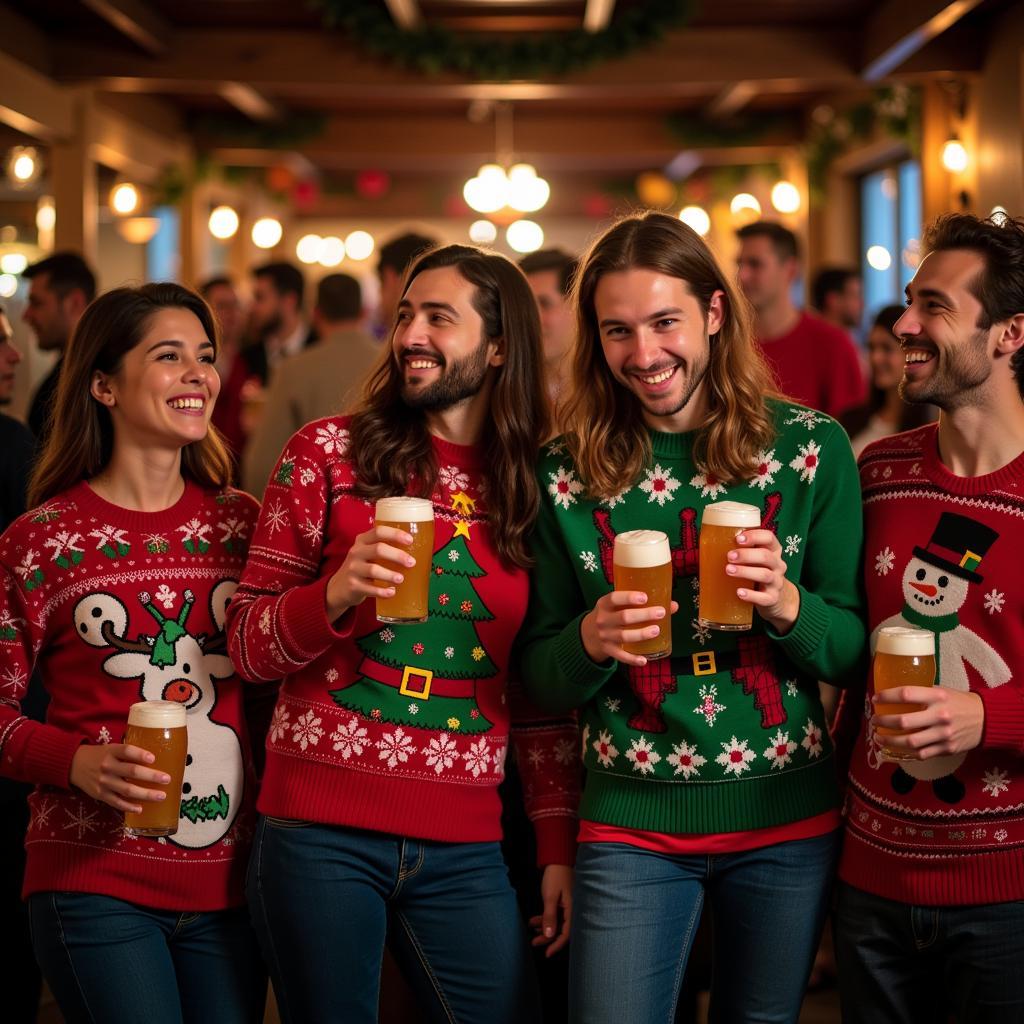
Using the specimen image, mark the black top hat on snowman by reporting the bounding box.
[912,512,998,584]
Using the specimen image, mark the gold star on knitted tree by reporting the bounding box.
[453,519,472,539]
[451,491,476,516]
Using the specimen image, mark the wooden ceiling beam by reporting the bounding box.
[52,27,860,101]
[861,0,985,81]
[218,82,284,122]
[80,0,170,57]
[204,112,798,174]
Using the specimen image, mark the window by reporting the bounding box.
[860,159,921,321]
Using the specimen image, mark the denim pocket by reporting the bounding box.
[262,815,314,830]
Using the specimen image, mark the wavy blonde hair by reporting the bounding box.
[560,211,778,498]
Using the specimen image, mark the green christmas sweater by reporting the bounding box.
[518,400,867,834]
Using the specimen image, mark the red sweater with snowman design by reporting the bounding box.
[226,417,580,866]
[0,480,261,909]
[835,425,1024,905]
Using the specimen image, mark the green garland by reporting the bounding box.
[310,0,694,81]
[804,86,920,200]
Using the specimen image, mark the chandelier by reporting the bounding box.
[463,103,550,216]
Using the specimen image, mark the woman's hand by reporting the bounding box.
[580,592,679,667]
[324,525,415,621]
[727,528,800,634]
[529,864,573,957]
[69,743,171,815]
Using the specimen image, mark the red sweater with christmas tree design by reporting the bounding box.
[835,425,1024,905]
[226,416,579,866]
[0,480,261,910]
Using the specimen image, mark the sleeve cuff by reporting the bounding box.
[979,686,1024,751]
[279,576,356,659]
[532,815,578,868]
[553,613,617,692]
[767,585,830,664]
[15,721,88,789]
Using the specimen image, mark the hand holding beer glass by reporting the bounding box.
[373,497,435,623]
[699,502,762,630]
[582,530,677,666]
[123,700,188,836]
[324,496,434,623]
[872,627,936,761]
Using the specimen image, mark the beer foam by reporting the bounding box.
[127,700,187,729]
[876,627,935,657]
[374,497,435,522]
[614,529,671,568]
[701,501,761,529]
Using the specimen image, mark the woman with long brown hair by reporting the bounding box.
[226,244,579,1024]
[0,283,265,1023]
[519,211,866,1022]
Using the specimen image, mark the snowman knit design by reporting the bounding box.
[836,424,1024,906]
[519,400,866,837]
[225,417,579,867]
[0,480,260,911]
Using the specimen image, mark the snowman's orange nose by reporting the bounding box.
[910,582,937,597]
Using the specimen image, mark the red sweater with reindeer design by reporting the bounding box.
[0,480,261,910]
[225,417,579,866]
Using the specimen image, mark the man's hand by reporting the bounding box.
[872,686,985,759]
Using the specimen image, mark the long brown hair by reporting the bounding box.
[349,244,547,567]
[561,210,778,498]
[29,283,233,507]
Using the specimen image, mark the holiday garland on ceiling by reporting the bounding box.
[309,0,695,80]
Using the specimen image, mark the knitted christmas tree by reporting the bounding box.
[330,529,497,733]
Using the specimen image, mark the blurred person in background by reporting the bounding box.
[840,304,935,458]
[0,304,43,1024]
[22,252,96,445]
[372,231,438,340]
[201,276,250,464]
[243,272,378,497]
[737,223,865,419]
[518,248,578,414]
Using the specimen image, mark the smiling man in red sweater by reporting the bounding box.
[834,212,1024,1023]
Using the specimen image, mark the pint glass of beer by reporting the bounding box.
[873,626,936,760]
[123,700,187,837]
[698,501,762,631]
[613,529,673,660]
[374,496,435,623]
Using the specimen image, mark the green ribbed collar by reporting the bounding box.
[648,427,697,459]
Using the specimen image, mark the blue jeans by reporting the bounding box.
[569,831,840,1024]
[835,881,1024,1023]
[28,893,265,1024]
[247,815,540,1024]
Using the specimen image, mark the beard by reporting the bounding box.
[629,349,710,420]
[899,327,990,410]
[401,338,492,412]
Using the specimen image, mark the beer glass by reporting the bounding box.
[123,700,187,837]
[698,501,762,631]
[374,496,435,623]
[873,626,936,761]
[613,529,673,660]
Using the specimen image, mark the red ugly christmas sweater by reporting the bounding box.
[0,480,261,910]
[226,417,580,866]
[835,425,1024,905]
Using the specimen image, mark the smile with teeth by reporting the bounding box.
[634,366,677,386]
[168,397,205,410]
[408,359,440,370]
[903,347,934,365]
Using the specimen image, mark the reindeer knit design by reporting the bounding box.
[519,400,866,837]
[225,417,579,867]
[834,425,1024,906]
[0,480,260,911]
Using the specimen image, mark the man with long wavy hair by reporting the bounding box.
[518,211,865,1023]
[227,244,579,1023]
